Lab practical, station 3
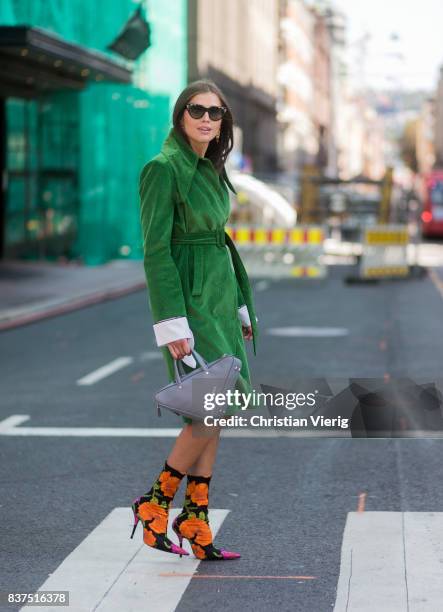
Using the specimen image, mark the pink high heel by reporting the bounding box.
[172,516,186,557]
[130,496,189,556]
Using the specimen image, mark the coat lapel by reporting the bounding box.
[161,127,237,200]
[160,128,198,202]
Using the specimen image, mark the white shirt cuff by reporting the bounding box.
[238,305,258,327]
[238,305,251,327]
[152,316,196,368]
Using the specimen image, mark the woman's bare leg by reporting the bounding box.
[166,423,221,475]
[187,429,221,476]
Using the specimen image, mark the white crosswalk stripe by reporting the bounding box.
[334,512,443,611]
[14,501,443,610]
[20,508,230,612]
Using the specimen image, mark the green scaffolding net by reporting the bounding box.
[1,0,186,263]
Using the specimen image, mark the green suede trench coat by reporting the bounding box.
[139,127,259,422]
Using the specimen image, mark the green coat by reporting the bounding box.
[139,127,259,420]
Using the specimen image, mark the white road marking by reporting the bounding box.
[0,415,354,438]
[0,416,182,437]
[334,512,443,611]
[4,416,443,438]
[0,414,29,431]
[20,508,229,612]
[267,326,349,337]
[77,357,134,386]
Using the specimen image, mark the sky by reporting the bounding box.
[333,0,443,91]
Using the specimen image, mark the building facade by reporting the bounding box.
[277,0,316,173]
[311,9,331,171]
[416,97,436,175]
[340,95,385,180]
[276,0,332,175]
[187,0,280,174]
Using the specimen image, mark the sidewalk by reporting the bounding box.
[0,259,146,331]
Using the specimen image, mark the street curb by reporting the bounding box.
[0,281,146,332]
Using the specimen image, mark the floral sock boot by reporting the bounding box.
[172,474,241,560]
[130,461,188,555]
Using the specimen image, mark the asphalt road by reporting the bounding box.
[2,263,443,612]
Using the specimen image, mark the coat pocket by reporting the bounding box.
[200,247,237,318]
[190,245,229,297]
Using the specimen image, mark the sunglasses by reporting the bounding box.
[185,103,227,121]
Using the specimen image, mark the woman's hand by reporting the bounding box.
[242,324,253,340]
[167,338,192,360]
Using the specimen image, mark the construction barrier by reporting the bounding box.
[359,224,409,279]
[226,225,327,279]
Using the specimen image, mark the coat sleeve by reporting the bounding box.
[139,158,193,348]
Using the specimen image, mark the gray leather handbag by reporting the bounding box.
[155,349,242,422]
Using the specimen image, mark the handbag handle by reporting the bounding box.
[173,348,209,385]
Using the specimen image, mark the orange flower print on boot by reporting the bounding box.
[130,461,188,556]
[143,528,156,547]
[159,472,182,498]
[172,474,241,560]
[177,517,213,548]
[189,482,209,506]
[138,503,168,534]
[192,544,207,560]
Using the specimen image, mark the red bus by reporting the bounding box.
[421,170,443,237]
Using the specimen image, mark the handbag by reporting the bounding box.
[155,349,242,422]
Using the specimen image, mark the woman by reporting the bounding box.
[131,79,259,561]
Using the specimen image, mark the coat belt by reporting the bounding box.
[171,229,258,355]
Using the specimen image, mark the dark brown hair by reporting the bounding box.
[172,79,234,174]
